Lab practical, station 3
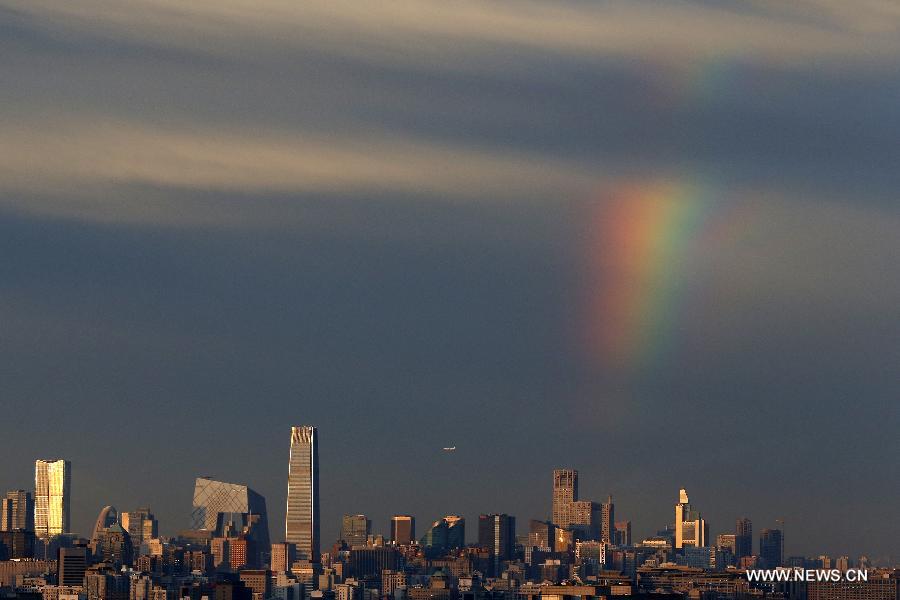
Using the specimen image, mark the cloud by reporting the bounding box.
[7,0,900,70]
[0,117,595,225]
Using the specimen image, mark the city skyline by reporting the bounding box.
[1,0,898,569]
[0,445,893,565]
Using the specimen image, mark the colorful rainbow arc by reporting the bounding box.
[584,180,720,372]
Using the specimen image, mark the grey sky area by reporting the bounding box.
[0,1,897,563]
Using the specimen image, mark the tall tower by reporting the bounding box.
[735,518,752,560]
[601,495,614,544]
[34,459,71,538]
[285,425,320,562]
[477,514,515,576]
[552,469,577,527]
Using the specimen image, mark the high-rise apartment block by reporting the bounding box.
[1,490,34,532]
[601,496,615,544]
[271,542,296,573]
[34,459,71,538]
[285,425,320,562]
[390,515,415,545]
[552,469,577,527]
[551,469,602,540]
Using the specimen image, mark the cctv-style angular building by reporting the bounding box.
[190,477,270,550]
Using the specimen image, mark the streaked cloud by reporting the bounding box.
[0,117,595,224]
[7,0,900,68]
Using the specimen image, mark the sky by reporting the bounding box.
[0,0,898,564]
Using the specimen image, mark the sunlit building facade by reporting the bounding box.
[285,425,320,561]
[674,488,707,549]
[34,459,71,538]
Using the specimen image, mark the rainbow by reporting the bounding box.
[583,180,720,372]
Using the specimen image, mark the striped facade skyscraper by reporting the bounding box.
[34,459,71,538]
[285,425,320,562]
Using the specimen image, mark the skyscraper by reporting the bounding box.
[34,459,71,538]
[674,488,707,549]
[190,478,270,551]
[551,469,600,540]
[285,425,320,562]
[601,495,614,544]
[478,514,515,576]
[552,469,577,527]
[1,490,34,532]
[340,514,371,548]
[735,518,752,561]
[759,528,783,568]
[390,515,415,545]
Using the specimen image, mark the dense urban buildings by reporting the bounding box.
[34,459,71,538]
[0,436,895,600]
[285,425,320,562]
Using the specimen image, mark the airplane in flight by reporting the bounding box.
[442,446,456,452]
